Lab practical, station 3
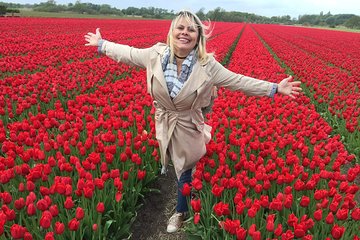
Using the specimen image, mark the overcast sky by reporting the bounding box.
[6,0,360,18]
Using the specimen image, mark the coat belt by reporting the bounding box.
[153,100,202,174]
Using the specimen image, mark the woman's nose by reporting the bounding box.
[181,28,189,35]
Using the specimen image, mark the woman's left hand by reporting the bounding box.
[278,76,302,99]
[84,28,102,47]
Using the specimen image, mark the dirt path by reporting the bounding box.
[130,165,188,240]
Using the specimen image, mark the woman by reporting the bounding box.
[84,10,301,233]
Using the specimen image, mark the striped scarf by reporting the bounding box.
[161,47,197,99]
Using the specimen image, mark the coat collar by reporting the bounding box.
[172,61,210,103]
[150,43,211,103]
[150,45,168,91]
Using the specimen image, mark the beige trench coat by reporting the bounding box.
[101,41,274,179]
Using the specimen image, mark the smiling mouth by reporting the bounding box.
[178,38,190,43]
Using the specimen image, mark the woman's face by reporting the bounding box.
[172,17,199,55]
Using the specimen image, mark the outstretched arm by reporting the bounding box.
[211,60,302,98]
[84,28,151,68]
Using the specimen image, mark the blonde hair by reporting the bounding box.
[167,10,213,65]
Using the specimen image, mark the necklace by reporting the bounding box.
[174,53,187,59]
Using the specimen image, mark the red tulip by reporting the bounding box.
[192,177,203,191]
[223,218,240,235]
[94,178,105,191]
[213,202,230,216]
[284,194,293,208]
[294,223,306,238]
[75,207,85,220]
[18,182,25,192]
[181,183,191,196]
[36,198,49,211]
[120,152,127,162]
[313,209,322,221]
[336,208,349,220]
[100,162,108,172]
[49,204,59,217]
[27,203,36,216]
[14,198,25,210]
[64,196,74,209]
[1,192,12,204]
[231,190,243,208]
[96,202,105,213]
[274,224,283,236]
[194,212,200,224]
[211,184,224,197]
[115,191,122,202]
[248,223,256,236]
[331,224,345,240]
[300,196,310,207]
[10,224,26,239]
[54,221,65,235]
[244,198,252,208]
[92,223,98,231]
[83,187,94,199]
[44,232,55,240]
[3,207,16,221]
[236,226,247,240]
[26,181,35,191]
[114,177,123,191]
[287,213,298,228]
[39,211,52,229]
[247,206,258,218]
[23,232,33,240]
[122,171,129,180]
[88,152,101,164]
[325,212,334,224]
[303,235,313,240]
[191,199,201,212]
[259,195,269,208]
[351,208,360,220]
[281,230,294,239]
[266,214,275,232]
[269,198,283,211]
[110,169,120,179]
[329,199,340,212]
[68,218,80,231]
[137,169,146,180]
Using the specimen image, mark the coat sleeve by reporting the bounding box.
[210,60,275,97]
[100,41,152,68]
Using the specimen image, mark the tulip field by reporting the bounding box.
[0,17,359,240]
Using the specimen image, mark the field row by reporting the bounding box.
[252,25,359,154]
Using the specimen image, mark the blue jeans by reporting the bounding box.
[176,168,192,213]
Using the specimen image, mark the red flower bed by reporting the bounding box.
[0,17,244,239]
[252,24,360,136]
[186,24,360,239]
[1,18,359,239]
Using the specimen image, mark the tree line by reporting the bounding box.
[1,1,359,29]
[0,4,19,16]
[298,11,360,29]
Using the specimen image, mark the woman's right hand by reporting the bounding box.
[84,28,102,46]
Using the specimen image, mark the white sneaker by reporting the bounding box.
[166,212,184,233]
